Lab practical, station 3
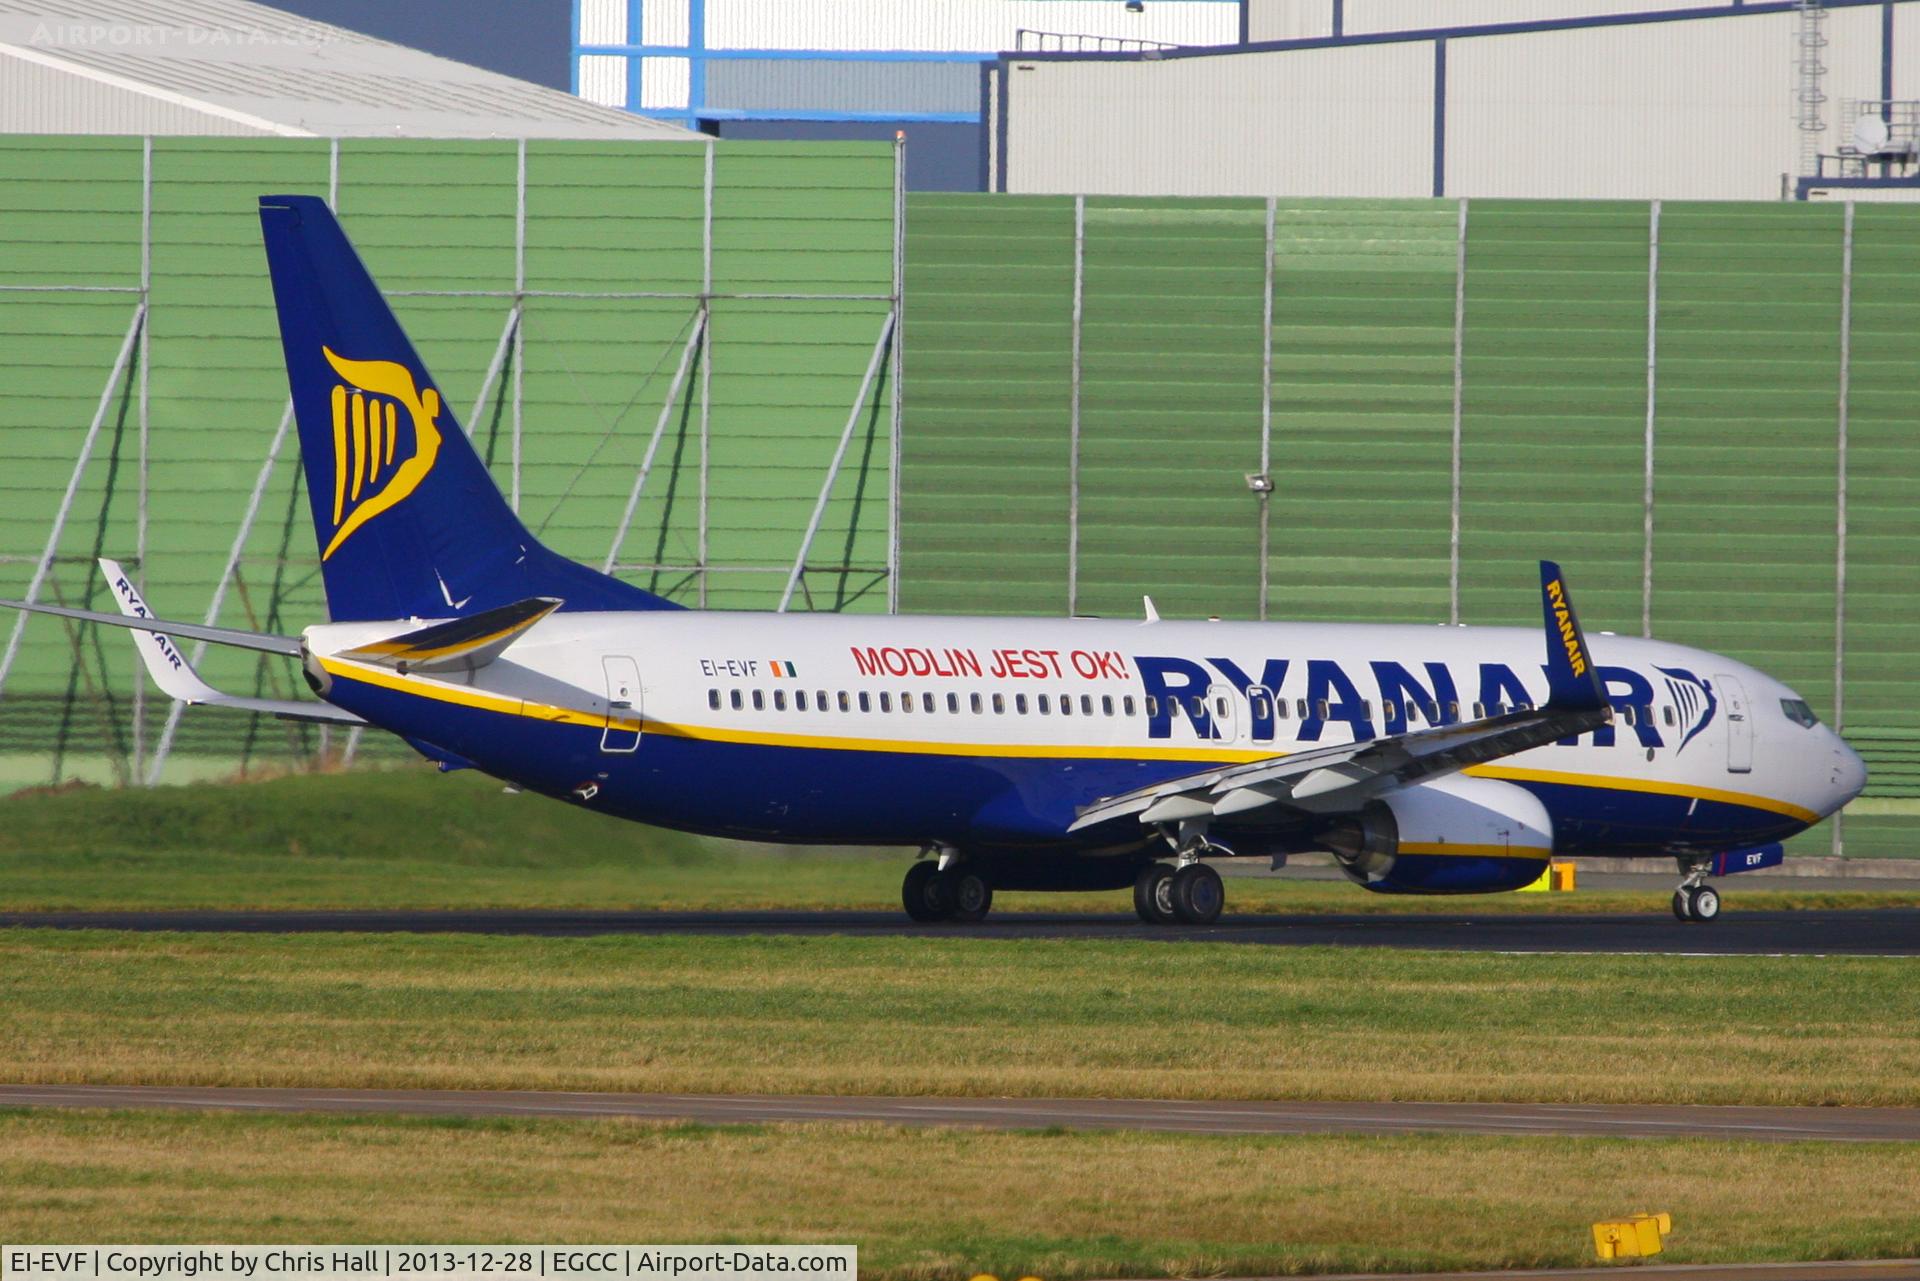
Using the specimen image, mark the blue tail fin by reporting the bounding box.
[257,194,681,622]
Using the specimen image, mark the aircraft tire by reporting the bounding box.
[1171,862,1225,926]
[902,861,953,923]
[950,871,994,923]
[1133,862,1177,925]
[1671,889,1693,921]
[1687,884,1720,922]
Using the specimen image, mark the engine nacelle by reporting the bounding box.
[1322,776,1554,895]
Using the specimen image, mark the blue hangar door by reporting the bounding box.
[601,655,642,753]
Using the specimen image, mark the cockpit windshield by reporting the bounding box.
[1780,698,1819,729]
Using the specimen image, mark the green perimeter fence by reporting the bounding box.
[902,195,1920,858]
[0,136,900,787]
[2,165,1915,858]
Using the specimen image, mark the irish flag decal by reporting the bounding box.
[770,659,799,678]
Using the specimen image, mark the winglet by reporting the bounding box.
[96,558,362,725]
[1539,560,1607,712]
[98,558,227,705]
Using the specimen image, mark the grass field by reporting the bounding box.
[4,929,1916,1106]
[1,768,1914,914]
[4,1110,1918,1276]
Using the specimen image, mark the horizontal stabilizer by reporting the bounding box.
[95,558,363,726]
[337,595,561,673]
[0,591,302,656]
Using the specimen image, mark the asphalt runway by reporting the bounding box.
[3,906,1918,954]
[5,1084,1920,1143]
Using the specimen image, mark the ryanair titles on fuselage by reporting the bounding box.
[844,644,1678,749]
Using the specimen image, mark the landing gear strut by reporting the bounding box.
[1671,860,1721,923]
[1133,859,1225,926]
[901,856,993,924]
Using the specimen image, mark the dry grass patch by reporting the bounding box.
[2,930,1916,1106]
[3,1109,1919,1277]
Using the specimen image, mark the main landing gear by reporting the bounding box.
[902,858,994,924]
[1671,859,1721,923]
[1132,859,1225,926]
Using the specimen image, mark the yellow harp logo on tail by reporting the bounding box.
[321,346,442,561]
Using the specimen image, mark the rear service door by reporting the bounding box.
[601,655,642,753]
[1716,672,1752,774]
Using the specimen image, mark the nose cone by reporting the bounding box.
[1831,735,1868,811]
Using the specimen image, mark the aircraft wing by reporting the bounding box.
[1069,560,1612,833]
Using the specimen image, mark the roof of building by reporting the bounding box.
[0,0,700,139]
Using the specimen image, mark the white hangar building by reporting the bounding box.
[986,0,1920,200]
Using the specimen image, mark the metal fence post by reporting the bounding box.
[1068,194,1084,617]
[133,136,152,780]
[1834,199,1855,857]
[1642,198,1661,639]
[699,138,714,607]
[1260,196,1274,622]
[888,132,905,615]
[511,138,527,513]
[1450,196,1467,625]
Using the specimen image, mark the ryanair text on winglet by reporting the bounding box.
[1547,578,1587,677]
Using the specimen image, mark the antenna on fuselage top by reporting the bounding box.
[1142,596,1160,623]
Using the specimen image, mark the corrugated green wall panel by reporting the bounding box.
[1842,205,1920,828]
[1459,201,1651,633]
[901,192,1920,856]
[1652,204,1842,715]
[0,136,897,778]
[900,195,1074,616]
[1077,198,1265,620]
[1267,200,1458,622]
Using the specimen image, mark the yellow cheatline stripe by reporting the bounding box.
[318,656,638,733]
[641,717,1271,762]
[1468,764,1819,825]
[1399,842,1552,859]
[317,657,1817,822]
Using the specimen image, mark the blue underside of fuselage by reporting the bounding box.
[326,676,1807,889]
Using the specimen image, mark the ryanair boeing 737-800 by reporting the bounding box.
[0,196,1868,926]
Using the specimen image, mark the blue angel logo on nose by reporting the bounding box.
[1656,665,1717,755]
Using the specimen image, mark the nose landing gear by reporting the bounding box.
[1671,858,1721,923]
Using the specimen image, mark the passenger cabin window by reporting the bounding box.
[971,693,984,714]
[1145,695,1159,716]
[1059,694,1072,717]
[1214,695,1229,718]
[879,692,892,713]
[859,692,872,713]
[993,693,1006,715]
[1038,695,1051,715]
[1102,695,1115,716]
[1188,696,1205,718]
[730,690,744,711]
[1016,694,1029,715]
[774,690,787,711]
[752,690,765,711]
[1123,696,1136,716]
[1249,690,1272,720]
[1664,705,1675,726]
[708,689,721,710]
[1296,698,1309,719]
[1383,701,1398,723]
[1781,698,1819,728]
[837,691,850,712]
[797,690,810,711]
[1081,695,1094,716]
